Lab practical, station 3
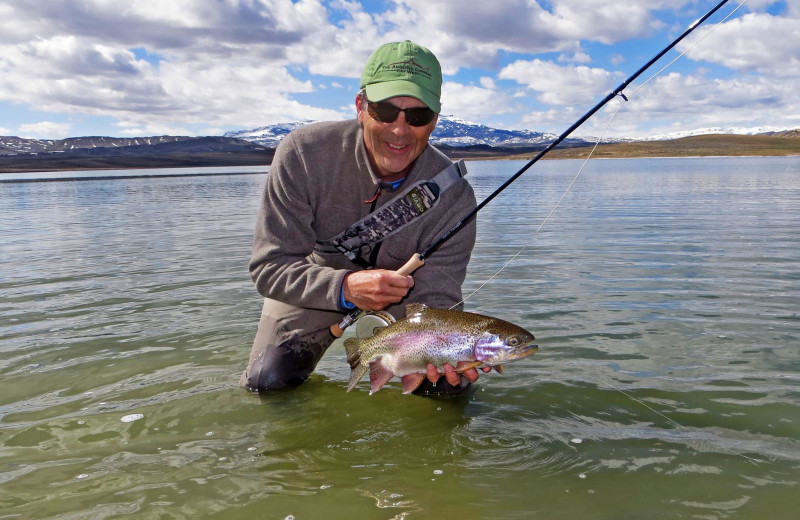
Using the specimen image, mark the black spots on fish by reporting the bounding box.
[345,305,536,394]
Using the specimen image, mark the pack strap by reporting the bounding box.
[314,160,467,261]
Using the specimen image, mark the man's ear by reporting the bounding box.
[355,94,365,123]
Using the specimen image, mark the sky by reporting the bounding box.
[0,0,797,140]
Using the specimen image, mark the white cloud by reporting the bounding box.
[559,52,592,64]
[683,12,800,76]
[518,106,580,133]
[479,77,496,90]
[122,0,215,27]
[499,59,615,106]
[535,0,686,44]
[574,70,800,138]
[0,0,346,134]
[0,0,797,138]
[0,37,163,114]
[440,81,516,121]
[19,121,73,140]
[394,0,686,57]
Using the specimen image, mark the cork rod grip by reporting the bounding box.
[396,253,425,276]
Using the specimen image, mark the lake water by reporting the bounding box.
[1,157,798,519]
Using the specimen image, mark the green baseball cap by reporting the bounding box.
[360,41,442,113]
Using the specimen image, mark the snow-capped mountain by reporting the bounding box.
[225,115,561,149]
[0,135,191,155]
[3,120,796,160]
[224,121,313,148]
[645,125,797,141]
[430,116,557,147]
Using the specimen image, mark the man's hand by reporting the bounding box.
[343,270,414,311]
[426,361,492,386]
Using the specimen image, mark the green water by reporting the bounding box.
[1,157,798,519]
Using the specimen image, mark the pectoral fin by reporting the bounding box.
[401,373,427,394]
[369,361,395,394]
[454,361,482,373]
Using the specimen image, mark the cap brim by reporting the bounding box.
[365,80,441,113]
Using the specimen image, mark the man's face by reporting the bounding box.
[356,95,438,181]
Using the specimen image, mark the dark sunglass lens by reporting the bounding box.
[368,101,400,123]
[404,107,435,126]
[366,100,435,126]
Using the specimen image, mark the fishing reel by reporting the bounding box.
[354,310,396,339]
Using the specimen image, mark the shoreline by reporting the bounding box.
[0,149,274,175]
[532,133,800,161]
[2,152,798,175]
[2,134,799,174]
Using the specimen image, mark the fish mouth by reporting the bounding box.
[480,343,538,367]
[509,343,538,359]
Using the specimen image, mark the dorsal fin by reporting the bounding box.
[405,303,428,316]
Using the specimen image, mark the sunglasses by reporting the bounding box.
[364,98,437,127]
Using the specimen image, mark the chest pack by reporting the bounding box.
[313,160,467,265]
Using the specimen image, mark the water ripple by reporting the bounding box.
[2,160,799,518]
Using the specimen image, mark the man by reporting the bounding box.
[240,40,485,395]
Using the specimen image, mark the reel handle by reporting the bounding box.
[330,253,425,338]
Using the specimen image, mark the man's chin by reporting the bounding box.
[375,160,413,180]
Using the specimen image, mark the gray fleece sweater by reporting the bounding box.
[249,119,477,317]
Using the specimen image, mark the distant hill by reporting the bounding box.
[1,119,798,174]
[0,135,192,155]
[0,136,272,173]
[432,116,559,147]
[542,133,800,159]
[223,115,587,149]
[761,129,800,138]
[645,126,800,140]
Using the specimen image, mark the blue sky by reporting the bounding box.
[0,0,797,140]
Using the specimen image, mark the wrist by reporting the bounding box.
[339,273,356,310]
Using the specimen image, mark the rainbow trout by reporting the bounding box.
[344,303,537,394]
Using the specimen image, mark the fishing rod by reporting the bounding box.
[331,0,730,338]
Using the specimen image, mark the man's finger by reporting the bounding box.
[443,363,461,386]
[461,367,480,383]
[426,363,440,384]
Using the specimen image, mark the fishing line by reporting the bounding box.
[455,0,746,308]
[628,0,747,96]
[454,119,612,310]
[456,2,763,467]
[596,376,763,466]
[331,0,734,338]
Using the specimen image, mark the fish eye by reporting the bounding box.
[507,336,520,346]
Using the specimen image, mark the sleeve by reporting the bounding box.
[249,134,348,311]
